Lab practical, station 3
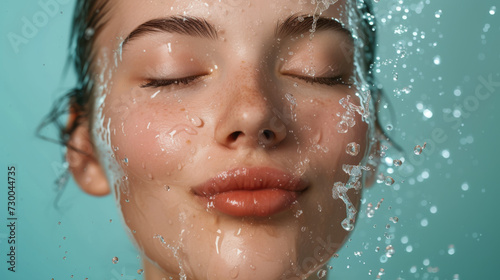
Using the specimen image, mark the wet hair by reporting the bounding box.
[37,0,382,153]
[37,0,110,153]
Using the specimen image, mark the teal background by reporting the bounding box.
[0,0,498,279]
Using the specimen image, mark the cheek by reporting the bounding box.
[299,97,369,178]
[105,95,201,182]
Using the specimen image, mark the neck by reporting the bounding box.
[142,257,330,280]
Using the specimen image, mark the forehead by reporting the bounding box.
[95,0,349,50]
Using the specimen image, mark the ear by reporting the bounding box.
[66,120,110,196]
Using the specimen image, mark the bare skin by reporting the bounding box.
[66,0,374,279]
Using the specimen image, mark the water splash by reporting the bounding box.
[332,164,370,231]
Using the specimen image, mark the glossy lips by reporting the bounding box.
[192,167,308,217]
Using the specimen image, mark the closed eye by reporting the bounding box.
[140,75,203,88]
[292,75,352,86]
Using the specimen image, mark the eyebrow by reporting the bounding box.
[122,14,350,48]
[276,14,351,38]
[122,16,218,47]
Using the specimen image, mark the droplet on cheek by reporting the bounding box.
[346,142,360,156]
[230,266,239,278]
[189,115,204,127]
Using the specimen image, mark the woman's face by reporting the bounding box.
[91,0,370,279]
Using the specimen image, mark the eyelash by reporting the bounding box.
[139,74,351,89]
[140,75,201,88]
[293,75,352,86]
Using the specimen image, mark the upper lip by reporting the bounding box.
[192,167,308,196]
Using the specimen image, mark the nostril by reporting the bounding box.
[258,129,276,146]
[229,131,243,141]
[262,129,275,140]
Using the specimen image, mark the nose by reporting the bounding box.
[214,75,288,149]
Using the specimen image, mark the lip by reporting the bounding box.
[192,167,308,217]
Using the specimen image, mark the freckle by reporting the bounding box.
[186,140,191,144]
[180,108,185,111]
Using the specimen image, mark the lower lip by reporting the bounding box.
[203,189,299,217]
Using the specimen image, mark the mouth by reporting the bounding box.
[192,167,308,217]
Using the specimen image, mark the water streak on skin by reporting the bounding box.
[168,124,199,138]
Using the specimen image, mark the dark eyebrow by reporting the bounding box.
[275,14,351,39]
[122,15,218,47]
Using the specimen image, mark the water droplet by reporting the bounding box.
[441,149,450,158]
[367,209,375,218]
[295,209,303,218]
[137,269,144,275]
[230,266,239,278]
[393,159,402,166]
[84,27,95,39]
[420,218,429,227]
[461,182,469,191]
[386,124,393,131]
[337,121,349,133]
[433,55,441,65]
[414,145,423,155]
[394,24,408,34]
[390,216,399,223]
[489,6,496,15]
[190,115,204,127]
[434,9,442,18]
[317,269,327,278]
[423,109,433,118]
[122,157,129,165]
[341,218,355,231]
[402,87,412,94]
[285,92,297,106]
[346,142,360,156]
[112,256,119,264]
[384,176,395,186]
[448,244,455,255]
[385,245,395,258]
